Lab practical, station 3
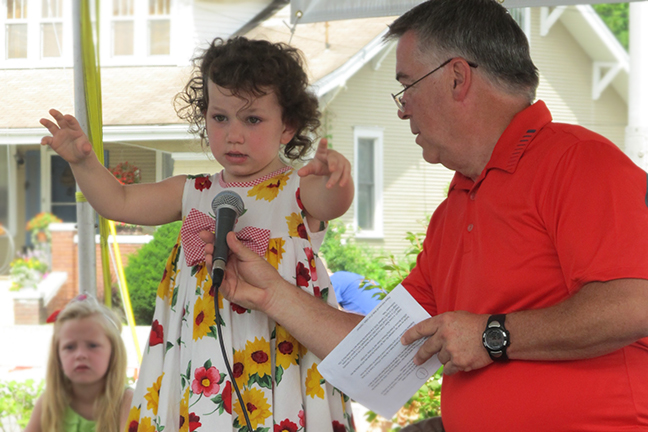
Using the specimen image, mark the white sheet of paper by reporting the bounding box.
[318,284,442,419]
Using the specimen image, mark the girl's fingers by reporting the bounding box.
[39,118,60,135]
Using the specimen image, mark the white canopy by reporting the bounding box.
[291,0,637,24]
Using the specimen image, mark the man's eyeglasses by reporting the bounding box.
[391,58,478,112]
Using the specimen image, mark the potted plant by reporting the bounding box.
[110,161,141,185]
[9,251,49,291]
[26,212,62,244]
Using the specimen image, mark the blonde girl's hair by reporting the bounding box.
[41,295,127,432]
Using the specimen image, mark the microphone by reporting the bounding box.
[210,190,245,287]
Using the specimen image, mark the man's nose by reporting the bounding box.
[398,108,410,120]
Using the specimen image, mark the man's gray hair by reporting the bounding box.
[385,0,539,102]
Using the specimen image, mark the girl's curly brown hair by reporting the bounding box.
[175,37,321,160]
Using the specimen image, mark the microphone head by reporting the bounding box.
[211,190,245,217]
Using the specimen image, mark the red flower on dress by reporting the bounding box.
[296,262,311,287]
[194,176,212,191]
[297,223,308,240]
[298,410,306,427]
[275,419,299,432]
[313,286,321,298]
[233,362,244,380]
[189,413,202,431]
[191,366,221,397]
[332,420,345,432]
[296,188,304,211]
[251,350,269,364]
[231,302,248,314]
[222,381,232,414]
[128,420,139,432]
[304,247,317,281]
[149,320,164,346]
[195,310,205,326]
[278,340,294,355]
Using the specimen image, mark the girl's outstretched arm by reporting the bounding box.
[297,138,354,224]
[40,109,185,225]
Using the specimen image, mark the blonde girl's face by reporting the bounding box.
[58,316,112,387]
[205,81,296,183]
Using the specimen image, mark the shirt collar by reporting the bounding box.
[449,100,553,192]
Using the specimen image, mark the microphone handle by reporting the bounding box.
[212,206,237,287]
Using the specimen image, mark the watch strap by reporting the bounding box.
[484,314,510,361]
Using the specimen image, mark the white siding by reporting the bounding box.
[530,8,627,148]
[323,50,453,256]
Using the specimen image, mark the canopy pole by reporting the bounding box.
[73,0,97,296]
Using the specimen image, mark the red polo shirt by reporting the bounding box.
[403,101,648,431]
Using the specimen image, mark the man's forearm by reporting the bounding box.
[507,278,648,361]
[265,278,364,359]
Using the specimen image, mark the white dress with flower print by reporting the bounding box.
[126,167,355,432]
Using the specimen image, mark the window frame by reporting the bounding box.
[353,126,384,239]
[100,0,174,66]
[1,0,72,67]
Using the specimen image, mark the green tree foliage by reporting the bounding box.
[320,220,387,284]
[322,218,442,429]
[0,379,44,431]
[125,221,182,325]
[593,3,629,49]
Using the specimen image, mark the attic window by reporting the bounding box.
[41,0,63,58]
[6,0,28,59]
[112,0,134,56]
[148,0,170,55]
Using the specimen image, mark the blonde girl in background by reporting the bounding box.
[25,294,133,432]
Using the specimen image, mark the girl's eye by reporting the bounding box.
[213,114,226,122]
[247,116,261,125]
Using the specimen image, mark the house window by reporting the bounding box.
[6,0,28,59]
[41,0,63,58]
[108,0,172,60]
[354,126,383,238]
[148,0,170,55]
[112,0,134,56]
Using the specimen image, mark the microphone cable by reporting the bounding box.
[212,269,253,431]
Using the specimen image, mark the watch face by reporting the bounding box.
[484,328,506,350]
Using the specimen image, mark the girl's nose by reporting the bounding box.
[227,122,244,144]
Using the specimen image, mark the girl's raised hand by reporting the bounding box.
[40,109,94,164]
[297,138,351,188]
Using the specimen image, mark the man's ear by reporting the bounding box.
[450,59,473,101]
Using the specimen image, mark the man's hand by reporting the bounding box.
[401,311,492,375]
[202,231,285,313]
[297,138,351,188]
[40,109,94,164]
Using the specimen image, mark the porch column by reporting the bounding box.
[625,1,648,172]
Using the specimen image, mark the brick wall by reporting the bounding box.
[42,225,147,321]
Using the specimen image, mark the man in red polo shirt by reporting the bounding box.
[208,0,648,430]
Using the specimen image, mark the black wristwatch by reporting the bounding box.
[482,314,510,361]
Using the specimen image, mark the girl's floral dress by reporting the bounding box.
[126,167,355,432]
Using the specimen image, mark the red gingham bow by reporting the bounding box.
[180,208,270,267]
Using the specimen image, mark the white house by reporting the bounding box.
[0,1,631,269]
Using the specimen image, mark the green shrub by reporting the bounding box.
[320,220,387,284]
[125,221,182,325]
[322,217,442,429]
[0,379,44,431]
